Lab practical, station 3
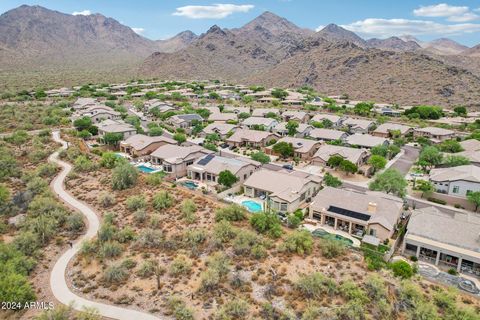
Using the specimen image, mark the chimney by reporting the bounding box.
[367,202,377,214]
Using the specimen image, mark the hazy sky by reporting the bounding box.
[1,1,479,46]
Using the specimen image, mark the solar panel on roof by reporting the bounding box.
[327,205,370,221]
[197,154,215,166]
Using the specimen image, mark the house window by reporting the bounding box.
[280,203,288,212]
[186,160,194,166]
[466,190,473,196]
[163,164,172,172]
[452,186,459,194]
[300,192,306,201]
[244,174,247,180]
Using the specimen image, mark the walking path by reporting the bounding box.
[48,131,161,320]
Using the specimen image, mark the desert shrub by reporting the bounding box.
[249,211,283,238]
[116,226,135,243]
[232,229,259,256]
[121,258,136,270]
[212,220,236,244]
[365,275,387,300]
[336,300,366,320]
[64,213,85,232]
[169,255,192,277]
[339,280,369,304]
[216,299,249,320]
[318,238,346,258]
[152,191,173,210]
[199,268,220,292]
[35,163,57,177]
[180,199,197,223]
[74,155,97,172]
[98,192,115,208]
[111,163,138,190]
[283,230,313,255]
[135,229,164,249]
[215,204,246,222]
[427,197,447,205]
[126,195,146,211]
[99,241,122,259]
[166,296,194,320]
[103,263,128,284]
[145,172,165,186]
[137,260,155,278]
[133,209,148,225]
[80,240,97,258]
[183,228,207,246]
[251,244,268,259]
[207,252,230,277]
[390,260,415,279]
[296,272,337,299]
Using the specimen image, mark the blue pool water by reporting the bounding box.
[137,165,156,173]
[242,200,262,213]
[181,181,199,190]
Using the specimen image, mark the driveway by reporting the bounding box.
[49,131,162,320]
[390,145,420,176]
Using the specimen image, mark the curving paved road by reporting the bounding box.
[48,131,161,320]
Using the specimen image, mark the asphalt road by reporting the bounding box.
[390,145,420,176]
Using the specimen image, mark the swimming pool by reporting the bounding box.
[181,181,199,190]
[241,200,262,213]
[312,229,354,246]
[137,165,156,173]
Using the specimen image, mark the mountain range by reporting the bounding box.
[1,5,480,106]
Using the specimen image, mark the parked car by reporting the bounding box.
[220,143,229,149]
[282,164,293,170]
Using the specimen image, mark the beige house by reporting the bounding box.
[310,114,343,127]
[308,128,347,142]
[97,120,137,139]
[168,114,203,130]
[187,154,260,185]
[414,127,455,143]
[312,145,370,167]
[72,97,99,111]
[266,137,322,160]
[226,129,279,148]
[429,165,480,198]
[403,206,480,276]
[281,111,309,123]
[73,105,121,124]
[343,118,375,134]
[372,123,414,138]
[273,122,313,138]
[345,134,390,149]
[201,123,239,139]
[150,145,213,178]
[223,106,250,114]
[208,112,237,123]
[456,140,480,166]
[243,169,321,213]
[251,108,280,117]
[119,134,176,157]
[309,187,404,241]
[242,117,278,131]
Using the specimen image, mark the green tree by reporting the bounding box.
[371,145,389,158]
[251,151,270,164]
[215,204,246,222]
[443,155,470,167]
[390,260,415,279]
[339,160,357,175]
[111,163,138,190]
[173,133,186,144]
[418,146,443,170]
[416,180,434,198]
[283,230,313,255]
[152,191,173,210]
[148,127,164,136]
[249,211,283,238]
[286,120,299,136]
[218,170,238,188]
[0,184,10,207]
[327,155,344,168]
[238,112,250,119]
[100,152,122,169]
[73,117,93,131]
[453,106,467,116]
[103,132,123,146]
[438,139,463,153]
[368,155,387,173]
[353,102,374,116]
[323,172,342,187]
[272,142,294,159]
[467,191,480,211]
[369,168,407,197]
[271,88,288,100]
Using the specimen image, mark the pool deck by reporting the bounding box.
[224,195,265,211]
[302,223,361,247]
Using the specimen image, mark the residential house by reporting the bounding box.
[429,165,480,197]
[414,127,455,143]
[226,129,279,148]
[251,108,280,117]
[242,117,278,131]
[273,122,313,138]
[223,105,250,115]
[72,98,99,111]
[97,120,137,140]
[310,114,343,127]
[456,140,480,166]
[346,134,390,149]
[309,187,404,241]
[73,105,121,124]
[266,137,322,160]
[309,128,348,142]
[119,134,176,157]
[372,123,414,138]
[403,206,480,276]
[243,169,321,213]
[150,145,213,178]
[282,111,309,123]
[201,123,239,139]
[311,145,370,167]
[187,154,260,185]
[144,100,175,114]
[168,114,203,131]
[208,112,237,123]
[343,118,376,134]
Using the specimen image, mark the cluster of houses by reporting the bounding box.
[67,90,480,280]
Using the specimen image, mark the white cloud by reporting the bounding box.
[339,18,480,37]
[447,12,479,22]
[172,4,254,19]
[413,3,469,17]
[315,25,325,32]
[132,27,145,35]
[72,10,91,16]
